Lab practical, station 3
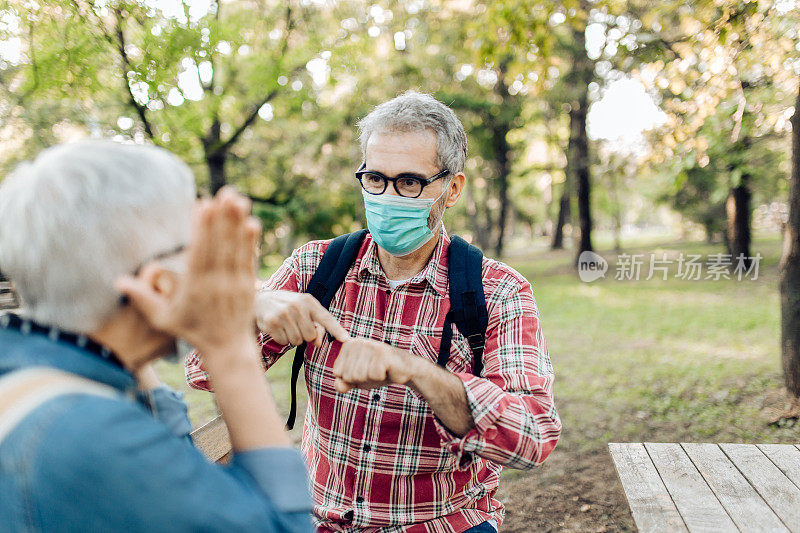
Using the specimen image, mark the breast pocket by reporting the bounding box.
[411,327,474,374]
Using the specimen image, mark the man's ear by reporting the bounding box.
[445,173,466,208]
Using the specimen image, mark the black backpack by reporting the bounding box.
[286,230,489,429]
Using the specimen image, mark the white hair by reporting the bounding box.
[0,140,195,333]
[357,91,468,174]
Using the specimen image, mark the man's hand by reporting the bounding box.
[332,338,422,393]
[333,338,476,435]
[255,290,350,348]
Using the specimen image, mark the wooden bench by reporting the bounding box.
[190,414,232,463]
[0,281,19,310]
[609,442,800,532]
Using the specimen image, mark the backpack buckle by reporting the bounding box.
[466,332,484,347]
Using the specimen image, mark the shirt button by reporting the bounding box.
[385,289,391,295]
[372,393,380,402]
[356,496,365,504]
[344,510,354,521]
[363,444,371,452]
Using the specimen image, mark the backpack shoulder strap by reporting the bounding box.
[439,235,489,376]
[0,367,118,446]
[287,230,368,429]
[306,229,369,307]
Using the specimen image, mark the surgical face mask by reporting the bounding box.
[362,188,447,257]
[163,338,196,364]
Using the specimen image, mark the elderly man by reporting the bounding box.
[187,92,561,532]
[0,141,314,531]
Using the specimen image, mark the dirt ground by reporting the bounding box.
[496,384,800,532]
[497,449,635,532]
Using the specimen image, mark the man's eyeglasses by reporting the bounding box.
[355,163,450,198]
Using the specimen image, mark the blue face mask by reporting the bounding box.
[362,188,446,257]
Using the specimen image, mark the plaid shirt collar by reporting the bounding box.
[357,226,450,297]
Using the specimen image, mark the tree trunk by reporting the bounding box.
[551,187,570,249]
[493,129,511,257]
[552,108,576,251]
[726,176,752,268]
[609,167,623,253]
[780,82,800,398]
[573,92,593,263]
[464,182,492,251]
[207,151,227,195]
[203,118,228,195]
[569,27,593,265]
[492,62,513,258]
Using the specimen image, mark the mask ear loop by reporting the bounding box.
[428,184,451,230]
[390,187,451,258]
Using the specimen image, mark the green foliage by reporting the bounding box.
[649,89,789,237]
[0,0,797,257]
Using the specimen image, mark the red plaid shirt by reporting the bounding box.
[186,231,560,532]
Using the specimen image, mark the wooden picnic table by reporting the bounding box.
[609,442,800,532]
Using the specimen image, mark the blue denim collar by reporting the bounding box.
[0,315,136,393]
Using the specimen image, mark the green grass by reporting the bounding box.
[155,233,800,455]
[512,234,798,458]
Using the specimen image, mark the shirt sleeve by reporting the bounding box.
[431,278,561,470]
[184,241,329,392]
[137,386,193,439]
[32,395,313,533]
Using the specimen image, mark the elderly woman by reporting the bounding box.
[0,141,314,531]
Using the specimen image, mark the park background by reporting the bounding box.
[1,0,800,530]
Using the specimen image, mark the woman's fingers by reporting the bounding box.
[188,190,258,282]
[238,217,261,276]
[213,188,244,272]
[187,199,214,275]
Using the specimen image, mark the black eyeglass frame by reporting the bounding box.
[355,163,451,198]
[120,243,187,306]
[131,243,187,276]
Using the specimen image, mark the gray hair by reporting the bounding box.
[0,140,195,333]
[357,91,468,174]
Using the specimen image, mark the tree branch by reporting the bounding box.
[210,3,301,154]
[280,3,294,57]
[246,192,292,206]
[199,0,221,96]
[22,19,39,100]
[113,8,156,140]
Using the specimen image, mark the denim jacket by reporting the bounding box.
[0,317,313,532]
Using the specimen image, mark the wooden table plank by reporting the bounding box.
[720,444,800,531]
[682,443,788,533]
[608,443,688,532]
[645,443,738,532]
[758,445,800,491]
[190,415,231,463]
